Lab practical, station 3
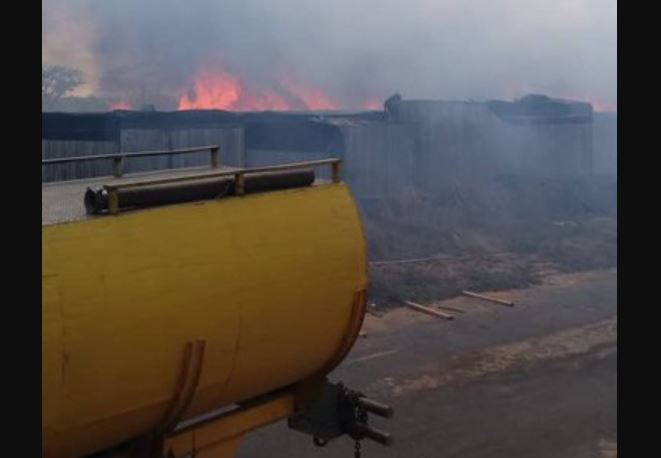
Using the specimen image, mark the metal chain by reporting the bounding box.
[357,405,368,424]
[354,403,368,458]
[354,439,362,458]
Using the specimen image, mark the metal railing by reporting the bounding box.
[42,145,221,178]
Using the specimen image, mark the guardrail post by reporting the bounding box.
[210,147,220,168]
[234,172,245,196]
[108,188,120,214]
[112,157,124,178]
[331,161,341,183]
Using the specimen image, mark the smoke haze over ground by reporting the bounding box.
[42,0,617,111]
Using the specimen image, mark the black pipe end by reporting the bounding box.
[84,187,107,214]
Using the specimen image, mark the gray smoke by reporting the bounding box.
[42,0,617,110]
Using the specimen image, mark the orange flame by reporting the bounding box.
[109,101,132,110]
[178,70,241,110]
[177,69,302,111]
[277,76,338,110]
[178,65,377,111]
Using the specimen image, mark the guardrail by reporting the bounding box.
[42,145,221,178]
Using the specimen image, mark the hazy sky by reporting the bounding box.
[42,0,617,110]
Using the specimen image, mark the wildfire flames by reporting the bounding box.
[109,101,133,110]
[177,66,377,111]
[277,76,337,111]
[103,64,384,112]
[178,70,243,110]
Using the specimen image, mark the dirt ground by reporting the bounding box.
[238,268,617,458]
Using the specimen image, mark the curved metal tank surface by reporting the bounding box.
[42,183,367,458]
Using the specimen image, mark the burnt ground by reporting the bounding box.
[238,268,617,458]
[363,175,617,306]
[367,216,617,306]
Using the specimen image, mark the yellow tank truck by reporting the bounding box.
[42,147,392,458]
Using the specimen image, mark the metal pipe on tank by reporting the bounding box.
[85,169,315,214]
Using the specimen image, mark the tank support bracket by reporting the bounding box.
[129,339,206,458]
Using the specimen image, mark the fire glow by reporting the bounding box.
[109,101,133,110]
[177,66,377,111]
[178,70,242,110]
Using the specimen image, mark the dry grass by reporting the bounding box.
[361,175,617,307]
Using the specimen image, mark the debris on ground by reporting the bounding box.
[404,300,454,320]
[461,290,515,306]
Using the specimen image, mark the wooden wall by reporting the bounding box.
[42,127,245,182]
[42,140,117,182]
[398,100,594,183]
[592,113,617,176]
[339,123,416,199]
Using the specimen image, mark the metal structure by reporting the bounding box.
[42,154,392,458]
[42,145,221,178]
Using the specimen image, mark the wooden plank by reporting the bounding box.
[461,290,514,307]
[404,301,454,320]
[434,304,465,314]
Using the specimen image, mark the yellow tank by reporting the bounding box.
[42,181,367,458]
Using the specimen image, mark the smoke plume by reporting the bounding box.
[42,0,617,111]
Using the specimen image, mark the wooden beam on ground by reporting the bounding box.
[461,290,514,307]
[404,301,454,320]
[434,304,466,314]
